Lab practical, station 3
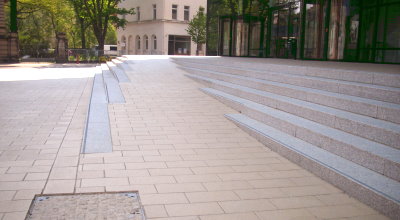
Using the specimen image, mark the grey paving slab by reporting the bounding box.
[226,114,400,203]
[101,64,125,103]
[83,69,112,154]
[91,70,108,104]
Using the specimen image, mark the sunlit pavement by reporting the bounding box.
[0,57,391,220]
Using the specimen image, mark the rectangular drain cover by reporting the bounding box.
[26,191,145,220]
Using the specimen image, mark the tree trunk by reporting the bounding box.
[196,43,202,56]
[79,18,86,49]
[97,35,105,56]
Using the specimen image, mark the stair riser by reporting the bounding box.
[179,64,400,104]
[175,60,400,88]
[200,79,400,149]
[202,89,400,182]
[185,69,400,124]
[228,117,400,220]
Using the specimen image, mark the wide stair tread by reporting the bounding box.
[184,68,400,124]
[174,58,400,88]
[180,62,400,95]
[184,67,400,109]
[226,113,399,219]
[100,64,125,103]
[187,74,400,149]
[106,61,130,83]
[201,87,400,182]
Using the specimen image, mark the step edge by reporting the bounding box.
[225,113,400,203]
[203,86,400,164]
[181,66,400,107]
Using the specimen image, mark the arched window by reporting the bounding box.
[136,35,141,50]
[144,35,149,50]
[152,35,157,50]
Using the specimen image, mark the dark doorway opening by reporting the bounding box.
[168,35,191,55]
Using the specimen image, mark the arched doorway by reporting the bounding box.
[128,35,134,54]
[151,35,157,54]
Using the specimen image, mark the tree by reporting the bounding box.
[70,0,134,52]
[68,0,91,48]
[186,6,206,56]
[15,0,76,52]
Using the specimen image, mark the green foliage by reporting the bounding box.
[16,0,75,51]
[7,0,125,53]
[187,7,207,46]
[70,0,134,50]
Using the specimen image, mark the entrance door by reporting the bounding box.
[269,2,300,58]
[168,35,191,55]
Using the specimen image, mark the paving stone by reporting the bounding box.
[165,203,224,216]
[0,58,388,220]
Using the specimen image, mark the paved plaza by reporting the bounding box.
[0,57,393,219]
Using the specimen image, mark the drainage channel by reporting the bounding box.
[82,65,126,153]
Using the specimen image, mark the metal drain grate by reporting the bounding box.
[26,191,145,220]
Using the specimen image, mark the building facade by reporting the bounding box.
[0,0,18,63]
[206,0,400,64]
[117,0,207,56]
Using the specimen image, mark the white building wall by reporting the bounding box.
[117,0,207,56]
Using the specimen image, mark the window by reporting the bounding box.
[144,35,149,50]
[136,36,141,50]
[152,35,157,50]
[184,6,190,21]
[137,7,140,21]
[153,4,157,20]
[172,5,178,20]
[153,36,157,50]
[168,35,191,55]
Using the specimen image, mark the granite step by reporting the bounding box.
[173,58,400,88]
[112,58,134,72]
[182,67,400,124]
[225,113,400,220]
[199,87,400,182]
[82,66,112,154]
[100,64,125,103]
[185,74,400,149]
[106,62,130,83]
[177,62,400,104]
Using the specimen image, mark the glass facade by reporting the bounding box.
[206,0,400,63]
[168,35,191,55]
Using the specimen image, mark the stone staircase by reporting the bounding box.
[83,58,130,153]
[174,58,400,220]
